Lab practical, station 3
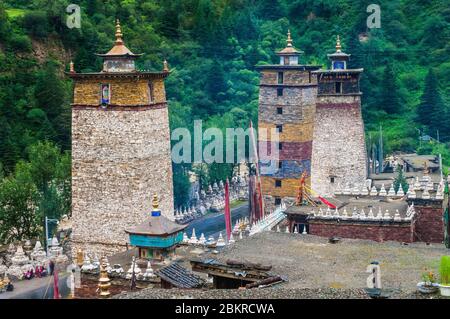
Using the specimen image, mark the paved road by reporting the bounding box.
[185,202,249,238]
[0,273,70,299]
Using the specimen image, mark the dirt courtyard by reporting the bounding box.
[207,232,448,291]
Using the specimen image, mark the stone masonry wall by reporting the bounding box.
[311,95,367,197]
[71,105,174,258]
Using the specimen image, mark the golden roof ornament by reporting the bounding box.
[115,19,123,45]
[163,59,169,72]
[152,194,159,210]
[286,29,293,47]
[336,35,342,52]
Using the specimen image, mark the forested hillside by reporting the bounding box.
[0,0,448,230]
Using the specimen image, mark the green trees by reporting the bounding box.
[34,60,70,149]
[22,11,50,38]
[380,64,401,114]
[0,173,41,243]
[0,0,449,208]
[416,69,449,139]
[0,141,70,243]
[393,165,408,194]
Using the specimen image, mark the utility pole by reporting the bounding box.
[378,125,383,174]
[416,128,421,147]
[439,153,443,182]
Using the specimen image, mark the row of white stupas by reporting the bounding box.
[334,177,445,200]
[249,203,287,236]
[182,214,270,246]
[272,224,308,234]
[182,226,244,247]
[1,237,68,280]
[309,204,416,222]
[174,178,248,223]
[181,204,288,246]
[125,258,156,280]
[80,254,156,281]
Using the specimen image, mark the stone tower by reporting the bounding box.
[311,36,367,196]
[257,31,320,212]
[68,20,174,256]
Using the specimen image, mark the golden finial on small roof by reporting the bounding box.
[69,61,75,73]
[152,194,159,210]
[163,59,169,72]
[336,35,342,52]
[286,29,293,47]
[115,19,123,45]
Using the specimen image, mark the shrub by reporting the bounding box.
[7,33,32,52]
[439,256,450,285]
[22,11,50,38]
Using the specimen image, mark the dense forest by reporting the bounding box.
[0,0,448,242]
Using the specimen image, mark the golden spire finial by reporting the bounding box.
[163,59,169,72]
[336,35,342,52]
[286,29,293,47]
[115,19,123,44]
[98,262,111,298]
[69,61,75,73]
[152,194,159,210]
[76,248,84,267]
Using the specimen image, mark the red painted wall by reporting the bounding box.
[309,221,414,243]
[413,206,444,243]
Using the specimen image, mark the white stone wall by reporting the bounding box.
[71,107,174,257]
[311,95,367,197]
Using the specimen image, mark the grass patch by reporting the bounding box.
[230,200,247,209]
[6,8,27,19]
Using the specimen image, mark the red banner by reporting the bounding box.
[318,196,337,209]
[224,179,232,241]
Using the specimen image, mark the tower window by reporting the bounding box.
[275,180,282,188]
[330,177,335,183]
[333,61,345,70]
[277,72,284,84]
[277,88,283,96]
[277,107,283,115]
[100,84,110,105]
[276,124,283,133]
[335,82,342,94]
[274,197,282,205]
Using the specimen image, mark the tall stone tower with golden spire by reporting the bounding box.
[311,36,367,196]
[257,31,320,212]
[68,20,174,256]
